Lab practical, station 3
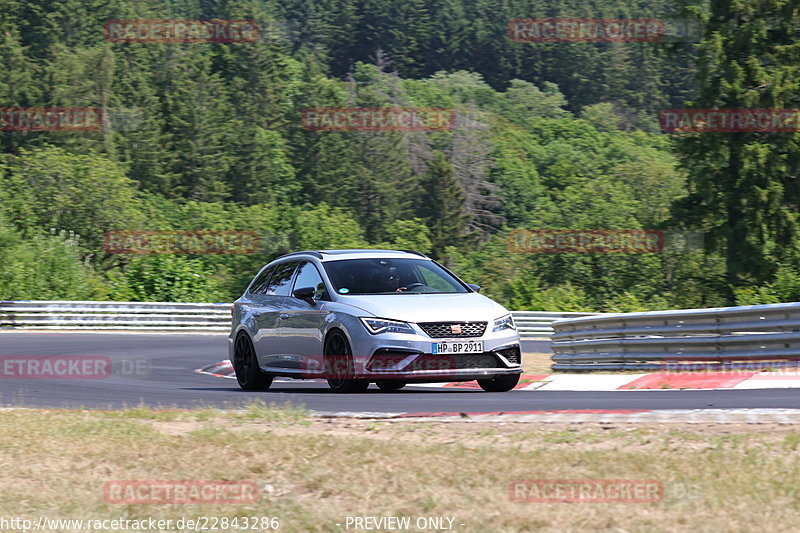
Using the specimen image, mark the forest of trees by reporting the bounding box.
[1,0,799,311]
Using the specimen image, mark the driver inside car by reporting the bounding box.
[383,268,406,292]
[385,266,426,292]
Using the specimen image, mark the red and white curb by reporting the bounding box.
[197,360,237,378]
[197,360,800,390]
[317,409,800,424]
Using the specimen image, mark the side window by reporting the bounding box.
[248,266,274,295]
[264,261,299,296]
[293,262,328,300]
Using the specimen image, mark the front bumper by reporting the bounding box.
[347,326,522,381]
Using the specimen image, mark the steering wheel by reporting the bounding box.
[403,283,425,291]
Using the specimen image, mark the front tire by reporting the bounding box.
[324,331,369,393]
[477,373,520,392]
[233,333,273,391]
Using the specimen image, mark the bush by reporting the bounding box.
[0,220,106,300]
[106,255,227,302]
[734,265,800,306]
[501,273,593,312]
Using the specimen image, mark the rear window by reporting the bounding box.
[248,266,274,295]
[250,261,299,296]
[322,258,468,295]
[264,261,299,296]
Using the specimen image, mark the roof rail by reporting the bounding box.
[396,249,427,257]
[275,251,324,260]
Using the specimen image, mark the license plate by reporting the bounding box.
[432,340,483,354]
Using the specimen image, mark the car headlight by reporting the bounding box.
[493,314,516,332]
[360,318,416,335]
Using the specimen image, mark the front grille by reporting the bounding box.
[411,353,500,371]
[495,346,521,365]
[418,321,487,338]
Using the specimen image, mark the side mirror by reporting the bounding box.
[466,283,481,292]
[292,286,316,303]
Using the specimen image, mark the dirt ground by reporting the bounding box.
[2,405,800,532]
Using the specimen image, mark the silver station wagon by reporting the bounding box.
[229,249,522,393]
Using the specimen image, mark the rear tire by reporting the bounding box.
[375,380,406,391]
[477,373,520,392]
[324,331,369,393]
[233,333,273,391]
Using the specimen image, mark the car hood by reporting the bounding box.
[335,292,510,323]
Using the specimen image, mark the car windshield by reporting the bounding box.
[322,258,469,295]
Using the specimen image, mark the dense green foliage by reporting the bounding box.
[672,0,800,300]
[0,0,798,310]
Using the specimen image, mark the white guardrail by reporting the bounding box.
[551,302,800,371]
[0,301,232,332]
[0,301,594,337]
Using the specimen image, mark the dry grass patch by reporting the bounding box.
[522,350,554,375]
[1,404,800,532]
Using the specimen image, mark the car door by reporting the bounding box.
[251,261,299,368]
[278,261,330,374]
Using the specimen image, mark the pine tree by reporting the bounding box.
[417,151,474,257]
[671,0,800,298]
[231,128,299,205]
[155,47,235,202]
[0,20,41,154]
[287,63,361,209]
[111,43,174,196]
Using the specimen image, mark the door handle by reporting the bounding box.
[252,311,262,318]
[279,313,290,319]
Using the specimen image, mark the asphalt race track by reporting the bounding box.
[1,331,799,412]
